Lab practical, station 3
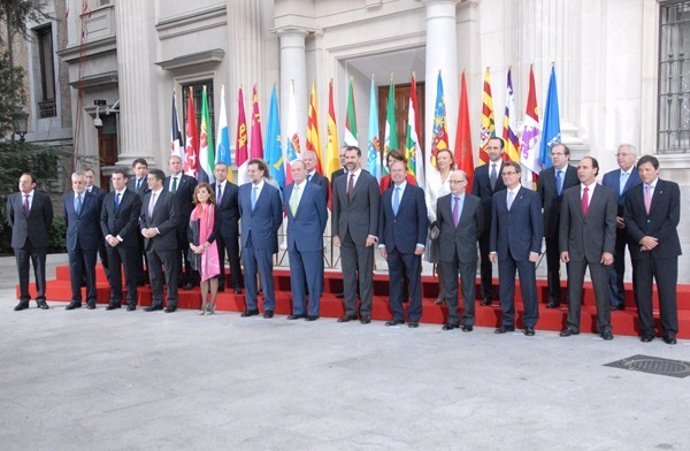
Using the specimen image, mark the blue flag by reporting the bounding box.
[265,85,284,188]
[215,85,232,172]
[539,66,561,170]
[367,77,381,181]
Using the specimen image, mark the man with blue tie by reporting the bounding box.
[378,160,428,328]
[601,144,641,310]
[238,159,283,318]
[284,159,328,321]
[489,161,543,335]
[64,171,102,310]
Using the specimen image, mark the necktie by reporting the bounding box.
[490,163,498,190]
[137,178,143,192]
[392,186,401,216]
[251,186,258,210]
[76,194,83,215]
[644,185,652,214]
[581,187,590,216]
[307,174,312,183]
[148,192,156,218]
[290,185,301,216]
[23,194,30,216]
[114,192,121,211]
[452,196,460,226]
[347,174,355,200]
[620,171,628,195]
[172,177,178,193]
[217,184,223,204]
[556,170,563,196]
[507,190,515,211]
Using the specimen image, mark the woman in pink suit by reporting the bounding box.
[189,183,221,314]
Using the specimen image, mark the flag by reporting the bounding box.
[235,86,249,184]
[198,85,215,183]
[344,79,358,146]
[171,91,184,159]
[383,76,398,176]
[405,73,423,186]
[429,70,448,170]
[265,84,284,188]
[183,86,199,177]
[306,82,323,174]
[284,81,301,186]
[454,70,474,192]
[250,84,264,160]
[215,84,232,181]
[520,65,542,187]
[325,79,340,180]
[478,67,496,165]
[539,65,561,170]
[502,67,520,163]
[367,77,381,181]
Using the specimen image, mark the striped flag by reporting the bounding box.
[520,65,542,188]
[344,79,358,146]
[215,84,232,181]
[539,65,561,170]
[367,77,381,181]
[198,85,215,183]
[478,67,496,165]
[325,79,340,180]
[265,84,284,188]
[171,91,184,159]
[284,81,301,186]
[429,71,448,171]
[235,86,249,184]
[250,84,264,159]
[306,82,323,173]
[502,67,520,163]
[383,76,398,176]
[183,87,199,177]
[405,73,423,186]
[454,70,474,192]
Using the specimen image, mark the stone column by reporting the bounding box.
[277,29,308,151]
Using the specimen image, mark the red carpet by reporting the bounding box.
[17,264,690,338]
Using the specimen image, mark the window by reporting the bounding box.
[181,80,215,138]
[35,24,56,118]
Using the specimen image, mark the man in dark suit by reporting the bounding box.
[559,156,617,340]
[332,145,380,324]
[437,170,483,331]
[537,143,579,308]
[601,144,641,310]
[101,168,142,311]
[472,136,506,305]
[7,173,53,310]
[127,158,150,285]
[624,155,682,344]
[164,155,198,290]
[140,168,180,313]
[330,145,348,182]
[212,163,243,293]
[285,159,328,321]
[64,171,102,310]
[83,167,108,279]
[238,159,283,318]
[378,160,428,328]
[302,150,329,203]
[489,161,543,335]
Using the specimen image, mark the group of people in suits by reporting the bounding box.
[7,139,682,344]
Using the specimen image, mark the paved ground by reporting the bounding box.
[1,255,688,450]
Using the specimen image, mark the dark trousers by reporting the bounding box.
[634,256,678,337]
[68,247,97,304]
[288,247,323,317]
[498,257,539,328]
[97,240,109,279]
[566,259,611,333]
[340,231,374,317]
[387,247,423,322]
[545,236,564,303]
[607,229,635,308]
[15,244,48,302]
[217,234,243,289]
[175,225,195,284]
[440,256,477,326]
[106,244,139,306]
[147,248,178,308]
[242,241,275,312]
[478,232,494,300]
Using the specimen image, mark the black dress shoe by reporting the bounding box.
[144,304,163,312]
[385,319,405,326]
[495,325,515,334]
[600,330,614,341]
[480,298,492,306]
[105,303,121,311]
[360,316,371,324]
[640,334,654,343]
[442,323,459,330]
[241,309,260,317]
[287,314,306,320]
[524,326,535,336]
[613,304,625,311]
[14,301,30,311]
[86,303,96,310]
[182,282,195,290]
[306,315,319,321]
[65,302,82,310]
[560,328,579,337]
[164,305,177,313]
[663,335,677,345]
[127,305,137,311]
[546,301,561,308]
[408,321,419,328]
[36,300,49,310]
[263,310,274,318]
[233,288,243,294]
[337,314,357,322]
[462,325,473,332]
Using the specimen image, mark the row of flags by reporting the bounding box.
[171,65,562,192]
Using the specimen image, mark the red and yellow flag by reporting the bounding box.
[478,67,496,165]
[306,81,323,174]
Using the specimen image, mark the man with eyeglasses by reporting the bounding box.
[489,161,543,336]
[601,144,641,310]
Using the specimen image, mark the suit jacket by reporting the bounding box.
[490,187,543,261]
[6,191,53,249]
[238,182,283,252]
[559,184,617,262]
[331,168,346,184]
[537,165,578,238]
[472,161,507,231]
[624,178,682,260]
[164,173,197,225]
[602,167,641,216]
[88,185,106,200]
[100,189,142,249]
[332,169,380,244]
[378,183,428,254]
[308,171,329,203]
[284,182,328,252]
[64,191,102,252]
[139,190,179,251]
[213,181,240,239]
[127,177,151,199]
[436,193,483,263]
